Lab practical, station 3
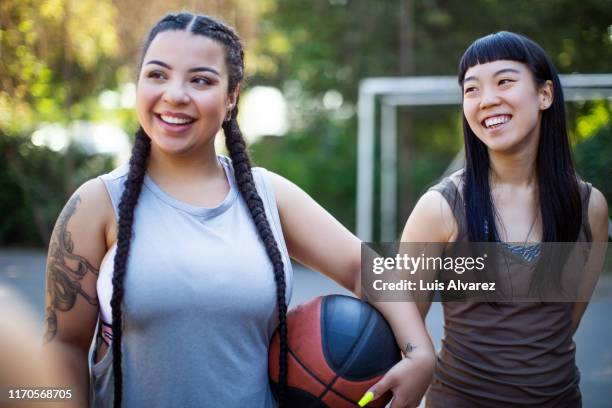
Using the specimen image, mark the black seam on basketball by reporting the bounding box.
[287,347,329,390]
[317,296,377,401]
[323,385,360,405]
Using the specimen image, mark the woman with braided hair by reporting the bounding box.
[42,12,434,408]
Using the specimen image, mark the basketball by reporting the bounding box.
[269,295,401,407]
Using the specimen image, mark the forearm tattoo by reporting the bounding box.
[404,342,417,356]
[43,195,99,343]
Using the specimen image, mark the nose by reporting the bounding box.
[479,86,501,110]
[162,81,190,105]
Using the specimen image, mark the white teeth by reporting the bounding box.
[484,115,510,128]
[160,115,193,125]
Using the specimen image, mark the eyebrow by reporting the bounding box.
[145,60,220,76]
[463,68,521,84]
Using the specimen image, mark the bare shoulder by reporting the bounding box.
[61,178,115,242]
[73,177,114,215]
[266,170,299,196]
[264,169,340,226]
[588,186,608,216]
[266,169,289,188]
[588,186,609,242]
[265,170,315,212]
[43,177,113,347]
[401,188,458,243]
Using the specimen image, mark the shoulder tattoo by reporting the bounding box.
[44,194,99,343]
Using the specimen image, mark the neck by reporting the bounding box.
[148,144,223,183]
[488,148,538,188]
[488,126,541,188]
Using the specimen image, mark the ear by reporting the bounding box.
[227,84,240,111]
[539,80,553,110]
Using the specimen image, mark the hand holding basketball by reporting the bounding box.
[361,355,434,408]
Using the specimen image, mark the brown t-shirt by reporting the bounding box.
[426,174,592,408]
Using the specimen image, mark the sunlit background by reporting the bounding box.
[2,0,611,245]
[1,1,612,405]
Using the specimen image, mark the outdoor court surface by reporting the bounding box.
[1,248,610,407]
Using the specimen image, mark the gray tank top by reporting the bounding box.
[90,156,292,407]
[426,173,591,408]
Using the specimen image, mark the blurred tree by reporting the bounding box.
[251,115,357,227]
[575,123,612,218]
[250,0,612,234]
[0,0,122,245]
[0,138,114,246]
[0,0,121,134]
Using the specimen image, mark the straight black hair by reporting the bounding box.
[457,31,583,296]
[110,12,288,407]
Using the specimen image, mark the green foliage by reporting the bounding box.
[0,0,122,246]
[0,135,114,246]
[252,0,402,100]
[250,0,612,232]
[0,0,121,133]
[251,114,357,230]
[254,0,612,97]
[574,100,611,142]
[575,123,612,217]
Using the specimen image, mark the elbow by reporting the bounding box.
[349,257,362,298]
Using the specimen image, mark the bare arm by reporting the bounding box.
[42,179,114,407]
[400,189,458,319]
[269,171,362,295]
[269,172,435,407]
[571,187,609,334]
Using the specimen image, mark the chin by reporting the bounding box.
[479,133,523,153]
[487,140,529,155]
[152,139,192,155]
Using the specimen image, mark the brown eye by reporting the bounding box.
[147,71,166,80]
[192,76,212,85]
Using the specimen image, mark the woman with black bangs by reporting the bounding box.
[42,12,435,408]
[401,31,608,407]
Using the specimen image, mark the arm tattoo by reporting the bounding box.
[44,194,99,343]
[404,342,417,357]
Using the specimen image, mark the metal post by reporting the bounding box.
[380,102,397,242]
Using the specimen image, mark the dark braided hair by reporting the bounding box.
[110,12,288,408]
[110,127,149,407]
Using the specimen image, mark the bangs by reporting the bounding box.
[458,32,533,84]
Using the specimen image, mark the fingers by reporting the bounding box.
[357,391,374,407]
[358,374,395,407]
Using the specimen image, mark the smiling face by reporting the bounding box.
[462,60,552,154]
[136,30,236,157]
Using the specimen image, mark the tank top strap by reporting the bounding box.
[577,178,593,242]
[428,174,468,242]
[250,167,294,298]
[97,163,129,220]
[251,167,289,258]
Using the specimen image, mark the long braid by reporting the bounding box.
[109,12,289,408]
[223,106,289,406]
[196,13,290,404]
[111,128,151,408]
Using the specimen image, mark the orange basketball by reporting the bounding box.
[269,295,401,407]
